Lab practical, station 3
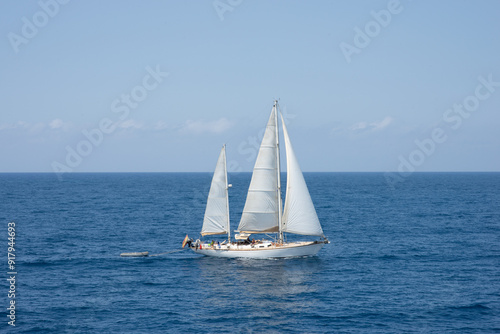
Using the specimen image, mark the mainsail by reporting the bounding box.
[281,115,324,237]
[201,145,230,236]
[237,108,280,233]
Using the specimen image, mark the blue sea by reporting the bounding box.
[1,172,499,333]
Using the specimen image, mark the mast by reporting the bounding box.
[275,100,284,243]
[224,144,231,242]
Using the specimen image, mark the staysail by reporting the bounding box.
[201,145,230,236]
[237,108,280,233]
[281,115,324,237]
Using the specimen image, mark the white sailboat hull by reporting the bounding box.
[190,241,326,259]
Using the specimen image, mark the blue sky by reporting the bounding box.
[1,0,499,173]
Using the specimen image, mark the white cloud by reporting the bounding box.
[0,121,45,133]
[29,122,46,134]
[349,116,393,132]
[118,119,143,129]
[48,119,73,132]
[49,118,64,129]
[16,121,29,129]
[154,120,169,130]
[180,117,234,134]
[0,123,14,130]
[372,116,393,130]
[350,121,368,131]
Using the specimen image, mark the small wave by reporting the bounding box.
[22,259,62,267]
[378,254,400,260]
[451,303,491,311]
[142,281,170,286]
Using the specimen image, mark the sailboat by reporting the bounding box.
[184,100,329,258]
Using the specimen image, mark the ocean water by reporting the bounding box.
[1,172,499,333]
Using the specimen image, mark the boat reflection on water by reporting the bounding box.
[193,256,324,330]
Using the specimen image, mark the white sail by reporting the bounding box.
[281,116,324,237]
[201,145,230,236]
[237,108,280,233]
